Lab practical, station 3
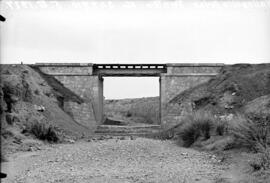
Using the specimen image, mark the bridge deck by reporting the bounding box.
[93,64,167,76]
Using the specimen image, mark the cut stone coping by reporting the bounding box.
[166,63,225,67]
[33,63,94,67]
[97,125,161,128]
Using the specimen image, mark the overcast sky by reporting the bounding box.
[1,0,270,99]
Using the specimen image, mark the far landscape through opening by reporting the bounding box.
[103,77,161,126]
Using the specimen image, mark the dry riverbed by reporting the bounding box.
[2,137,226,183]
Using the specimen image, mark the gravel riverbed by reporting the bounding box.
[2,138,225,183]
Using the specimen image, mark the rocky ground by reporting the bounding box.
[2,137,226,183]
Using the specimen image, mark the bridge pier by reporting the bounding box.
[160,64,223,129]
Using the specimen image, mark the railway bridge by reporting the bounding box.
[34,63,223,132]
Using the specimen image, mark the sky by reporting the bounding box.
[1,0,270,99]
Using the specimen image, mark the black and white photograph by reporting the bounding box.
[0,0,270,182]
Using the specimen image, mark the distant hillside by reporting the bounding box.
[104,97,160,125]
[170,64,270,115]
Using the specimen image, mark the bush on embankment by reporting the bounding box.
[176,110,226,147]
[148,110,228,142]
[22,121,61,143]
[229,113,270,152]
[174,110,270,177]
[229,113,270,174]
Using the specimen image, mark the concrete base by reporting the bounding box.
[95,125,161,136]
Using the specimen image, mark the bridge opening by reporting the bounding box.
[102,77,161,126]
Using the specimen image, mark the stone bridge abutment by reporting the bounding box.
[34,63,223,130]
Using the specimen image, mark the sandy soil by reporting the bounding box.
[2,138,225,183]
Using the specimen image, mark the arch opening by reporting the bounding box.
[102,77,161,126]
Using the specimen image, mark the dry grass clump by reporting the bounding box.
[249,148,270,183]
[250,147,270,171]
[228,113,270,174]
[229,113,270,152]
[177,110,218,147]
[216,120,228,136]
[175,111,270,151]
[22,121,60,142]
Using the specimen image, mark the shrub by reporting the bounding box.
[126,111,132,117]
[150,129,175,140]
[179,124,201,147]
[229,113,270,152]
[1,129,14,139]
[216,120,228,136]
[1,154,7,162]
[23,122,59,142]
[250,147,270,171]
[177,110,216,147]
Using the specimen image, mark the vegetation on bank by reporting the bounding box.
[1,65,93,156]
[150,103,269,182]
[22,121,60,143]
[163,64,270,181]
[175,111,269,150]
[168,110,270,181]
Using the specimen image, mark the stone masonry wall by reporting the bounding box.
[36,66,93,75]
[37,64,102,132]
[161,64,224,128]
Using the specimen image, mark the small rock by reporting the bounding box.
[119,137,125,140]
[6,113,14,125]
[13,138,22,144]
[3,70,11,75]
[34,104,45,112]
[28,147,34,151]
[66,139,75,144]
[224,104,234,109]
[181,152,188,156]
[98,136,105,140]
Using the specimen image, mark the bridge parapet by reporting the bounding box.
[166,63,224,75]
[33,63,94,76]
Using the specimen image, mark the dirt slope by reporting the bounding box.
[1,65,92,154]
[170,64,270,115]
[243,94,270,115]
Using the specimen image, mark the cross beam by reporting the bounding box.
[93,64,167,70]
[93,64,167,77]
